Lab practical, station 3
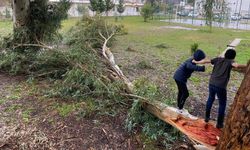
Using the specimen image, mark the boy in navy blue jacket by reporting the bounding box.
[193,49,246,128]
[173,49,206,113]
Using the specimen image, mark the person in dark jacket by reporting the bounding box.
[192,49,246,128]
[173,49,206,113]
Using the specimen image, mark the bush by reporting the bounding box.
[190,43,199,56]
[140,4,154,22]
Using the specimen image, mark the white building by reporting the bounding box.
[194,0,250,15]
[227,0,250,15]
[0,1,12,19]
[49,0,144,17]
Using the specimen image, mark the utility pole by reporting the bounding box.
[192,0,195,24]
[247,1,250,30]
[236,0,242,29]
[219,0,225,27]
[235,0,239,14]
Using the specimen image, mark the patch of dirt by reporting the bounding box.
[0,74,140,150]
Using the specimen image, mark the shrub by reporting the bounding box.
[190,43,199,56]
[140,4,154,22]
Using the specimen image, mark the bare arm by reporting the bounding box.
[232,63,247,68]
[192,59,211,64]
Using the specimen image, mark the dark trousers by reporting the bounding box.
[175,80,189,110]
[205,84,227,128]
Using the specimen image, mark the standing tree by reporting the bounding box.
[89,0,114,15]
[104,0,115,16]
[89,0,106,14]
[10,0,70,51]
[77,4,87,16]
[216,63,250,149]
[140,3,154,22]
[204,0,214,31]
[117,0,125,17]
[12,0,30,29]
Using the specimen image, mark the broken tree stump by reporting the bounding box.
[142,101,221,150]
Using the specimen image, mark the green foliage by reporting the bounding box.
[89,0,106,13]
[27,0,71,42]
[0,51,34,74]
[104,0,115,15]
[66,16,125,48]
[190,43,199,56]
[140,4,154,22]
[13,0,70,46]
[204,0,214,31]
[0,48,69,76]
[117,0,125,14]
[133,78,175,104]
[89,0,114,14]
[125,100,182,148]
[44,16,128,117]
[126,78,179,147]
[54,103,78,117]
[2,0,71,53]
[133,78,159,99]
[30,50,70,78]
[77,4,87,15]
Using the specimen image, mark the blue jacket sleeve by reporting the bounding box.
[186,62,205,72]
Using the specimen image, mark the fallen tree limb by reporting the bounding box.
[99,29,133,92]
[13,43,53,50]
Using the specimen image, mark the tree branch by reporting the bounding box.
[13,43,53,50]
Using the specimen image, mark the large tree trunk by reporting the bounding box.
[12,0,30,28]
[216,64,250,150]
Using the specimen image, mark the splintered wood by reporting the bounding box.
[143,101,221,150]
[174,117,221,146]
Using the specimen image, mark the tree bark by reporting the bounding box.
[216,64,250,150]
[12,0,30,28]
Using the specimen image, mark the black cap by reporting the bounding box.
[193,49,206,61]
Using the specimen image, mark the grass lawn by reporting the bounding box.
[109,16,250,64]
[0,16,249,64]
[0,20,12,36]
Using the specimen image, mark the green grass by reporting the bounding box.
[0,16,249,64]
[22,109,33,122]
[0,20,12,36]
[54,101,86,117]
[236,40,250,64]
[110,16,250,64]
[60,17,81,35]
[0,99,5,105]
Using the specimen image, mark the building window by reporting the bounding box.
[136,7,139,12]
